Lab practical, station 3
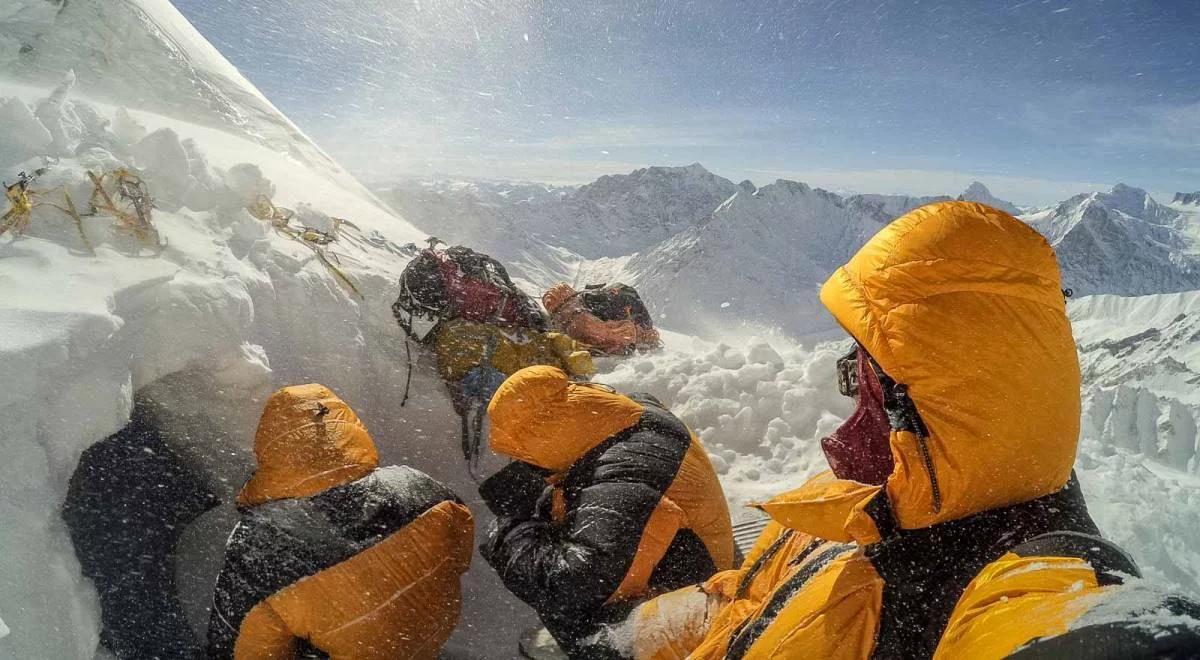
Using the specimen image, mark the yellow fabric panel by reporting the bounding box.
[609,497,686,603]
[662,438,737,571]
[239,384,378,507]
[627,586,722,660]
[233,601,296,660]
[737,552,883,660]
[266,500,473,660]
[488,366,645,472]
[433,319,594,383]
[689,528,827,660]
[736,520,792,571]
[934,553,1104,660]
[818,201,1080,531]
[753,471,883,544]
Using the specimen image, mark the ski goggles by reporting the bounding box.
[837,347,859,398]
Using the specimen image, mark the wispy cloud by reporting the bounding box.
[1098,101,1200,151]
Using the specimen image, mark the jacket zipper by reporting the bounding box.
[895,384,942,513]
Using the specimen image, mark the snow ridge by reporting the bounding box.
[1024,184,1200,296]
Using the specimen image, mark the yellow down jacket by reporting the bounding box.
[432,317,594,383]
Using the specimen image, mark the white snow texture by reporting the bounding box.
[2,1,1200,659]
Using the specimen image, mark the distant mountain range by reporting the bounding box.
[378,165,1199,337]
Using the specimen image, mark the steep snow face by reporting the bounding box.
[957,181,1020,215]
[556,163,741,257]
[1024,184,1200,296]
[622,180,889,338]
[0,0,371,199]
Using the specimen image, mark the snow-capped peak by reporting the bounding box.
[958,181,1020,216]
[1022,183,1198,296]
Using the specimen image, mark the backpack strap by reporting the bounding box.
[1009,531,1141,585]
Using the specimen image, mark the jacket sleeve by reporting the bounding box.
[231,601,296,659]
[479,461,551,519]
[482,429,682,616]
[935,553,1200,659]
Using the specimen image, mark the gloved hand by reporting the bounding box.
[479,460,552,519]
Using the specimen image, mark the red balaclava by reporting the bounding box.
[821,347,895,485]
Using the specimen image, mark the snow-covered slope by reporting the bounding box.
[381,163,741,260]
[623,180,889,337]
[1023,184,1200,296]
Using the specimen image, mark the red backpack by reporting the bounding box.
[393,243,546,341]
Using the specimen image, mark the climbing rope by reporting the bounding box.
[246,194,366,300]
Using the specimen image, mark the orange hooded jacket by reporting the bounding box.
[208,384,473,660]
[480,366,734,655]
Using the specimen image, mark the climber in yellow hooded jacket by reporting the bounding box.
[614,201,1200,659]
[478,366,736,658]
[207,384,473,660]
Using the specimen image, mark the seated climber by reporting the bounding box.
[393,241,595,468]
[592,201,1200,659]
[478,366,735,658]
[206,384,473,660]
[543,282,661,356]
[63,407,219,660]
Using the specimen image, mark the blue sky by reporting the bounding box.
[174,0,1200,205]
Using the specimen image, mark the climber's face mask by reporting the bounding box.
[837,348,859,398]
[823,346,895,485]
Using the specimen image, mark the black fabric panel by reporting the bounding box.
[207,466,457,659]
[734,530,798,600]
[479,461,552,519]
[481,408,692,654]
[864,489,899,540]
[868,473,1102,660]
[724,543,854,660]
[648,529,718,594]
[62,411,219,660]
[1008,594,1200,660]
[626,391,667,410]
[1010,530,1142,585]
